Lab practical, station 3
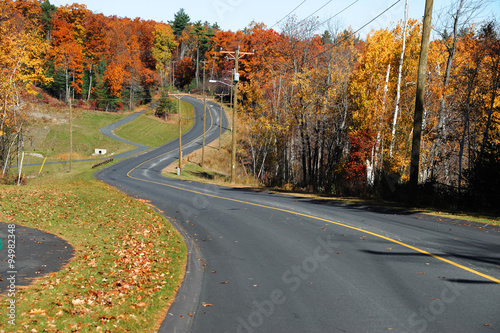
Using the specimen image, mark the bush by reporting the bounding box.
[155,92,177,118]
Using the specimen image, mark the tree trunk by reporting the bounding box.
[87,63,93,101]
[390,0,409,157]
[479,55,500,160]
[429,0,463,181]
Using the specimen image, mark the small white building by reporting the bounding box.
[95,149,107,155]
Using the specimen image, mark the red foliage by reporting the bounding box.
[345,130,375,183]
[174,57,195,89]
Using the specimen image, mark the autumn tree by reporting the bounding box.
[49,4,89,101]
[152,23,177,90]
[0,0,50,180]
[175,57,195,89]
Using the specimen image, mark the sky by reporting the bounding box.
[51,0,500,37]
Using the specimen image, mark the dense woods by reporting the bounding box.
[1,0,499,211]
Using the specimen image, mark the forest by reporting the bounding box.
[1,0,499,211]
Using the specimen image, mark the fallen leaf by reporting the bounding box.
[29,309,46,315]
[72,299,85,306]
[202,302,213,307]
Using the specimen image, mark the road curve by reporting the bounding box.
[96,97,500,333]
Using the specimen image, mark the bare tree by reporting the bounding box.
[429,0,493,183]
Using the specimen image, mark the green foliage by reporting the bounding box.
[170,8,190,37]
[321,30,332,44]
[187,78,197,92]
[41,60,66,99]
[40,0,57,38]
[155,92,177,117]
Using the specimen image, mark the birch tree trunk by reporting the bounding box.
[390,0,409,157]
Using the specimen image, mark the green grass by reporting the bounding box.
[25,109,135,163]
[166,163,229,183]
[114,100,194,148]
[0,163,187,332]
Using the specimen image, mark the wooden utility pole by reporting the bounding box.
[410,0,433,192]
[219,96,222,151]
[201,62,207,167]
[170,93,191,175]
[221,47,254,183]
[171,60,177,88]
[69,98,73,172]
[216,94,229,151]
[178,97,182,175]
[230,48,239,183]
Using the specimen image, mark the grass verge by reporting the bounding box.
[0,162,187,332]
[115,100,194,148]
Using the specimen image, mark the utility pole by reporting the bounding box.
[219,96,222,151]
[201,61,207,167]
[171,93,190,175]
[231,49,239,183]
[409,0,433,193]
[69,98,72,172]
[221,47,254,183]
[178,97,182,175]
[216,93,229,151]
[171,61,177,89]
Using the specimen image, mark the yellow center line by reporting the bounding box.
[126,99,500,285]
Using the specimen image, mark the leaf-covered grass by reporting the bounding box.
[0,162,187,332]
[115,100,194,148]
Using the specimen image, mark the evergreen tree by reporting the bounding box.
[40,0,57,38]
[170,8,190,37]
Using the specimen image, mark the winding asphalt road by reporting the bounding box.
[96,96,500,333]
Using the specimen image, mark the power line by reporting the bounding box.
[245,0,401,83]
[270,0,308,29]
[301,0,334,23]
[316,0,360,29]
[313,0,401,60]
[210,0,402,83]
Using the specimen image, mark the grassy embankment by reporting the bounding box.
[114,100,194,148]
[0,102,191,332]
[24,105,134,167]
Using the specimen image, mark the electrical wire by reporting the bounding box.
[234,0,402,84]
[270,0,308,29]
[316,0,360,29]
[301,0,335,23]
[315,0,401,59]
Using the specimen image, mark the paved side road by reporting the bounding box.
[0,223,74,294]
[0,103,159,293]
